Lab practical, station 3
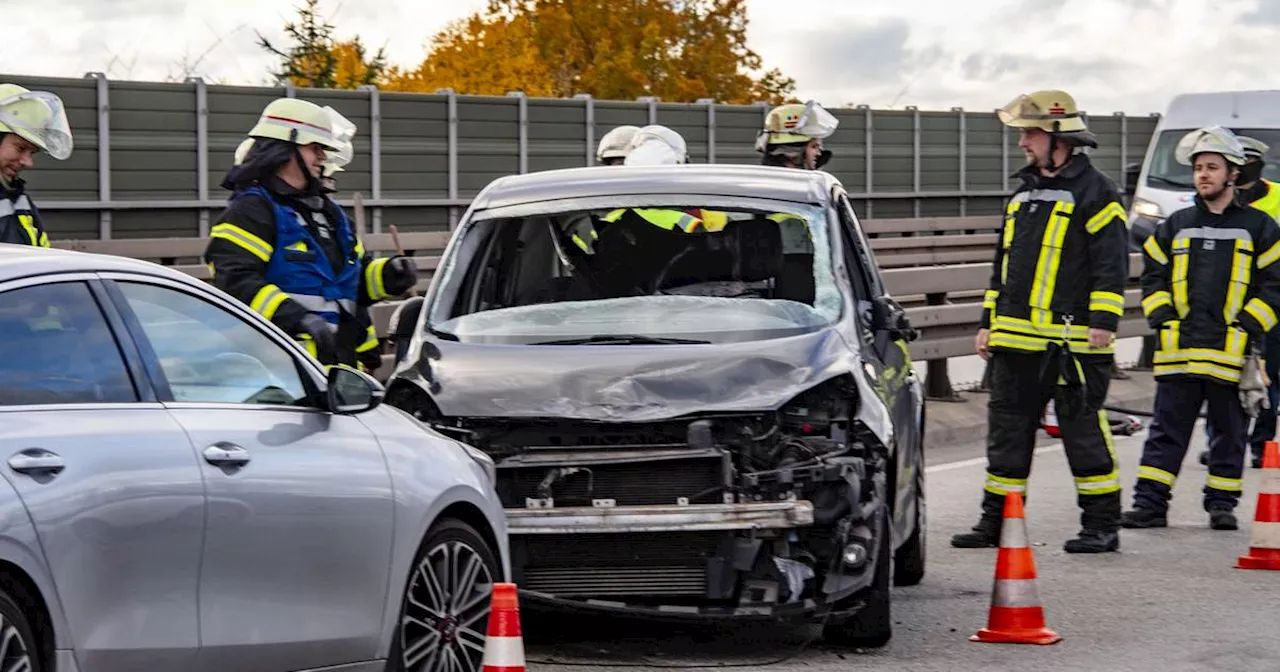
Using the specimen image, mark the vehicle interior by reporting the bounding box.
[442,207,821,319]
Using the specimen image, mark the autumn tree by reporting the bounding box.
[380,0,795,104]
[259,0,388,89]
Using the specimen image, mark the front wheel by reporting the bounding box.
[894,465,926,587]
[390,518,501,672]
[0,588,40,671]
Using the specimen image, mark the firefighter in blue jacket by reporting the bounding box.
[205,98,417,369]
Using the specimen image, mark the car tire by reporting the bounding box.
[389,518,501,672]
[0,588,41,671]
[822,506,892,649]
[894,465,926,587]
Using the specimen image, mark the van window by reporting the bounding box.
[1145,128,1280,189]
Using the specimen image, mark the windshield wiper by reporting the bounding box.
[1148,175,1194,189]
[529,334,711,346]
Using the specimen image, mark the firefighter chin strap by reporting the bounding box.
[1044,120,1062,173]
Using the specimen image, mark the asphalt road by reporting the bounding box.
[523,421,1280,672]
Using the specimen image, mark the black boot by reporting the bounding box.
[1121,507,1167,528]
[950,518,1001,548]
[1198,450,1209,466]
[1208,507,1238,531]
[1063,529,1119,553]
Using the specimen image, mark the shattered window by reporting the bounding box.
[428,202,843,345]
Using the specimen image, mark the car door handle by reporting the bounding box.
[8,449,65,475]
[203,443,251,467]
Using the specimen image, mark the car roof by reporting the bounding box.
[469,164,841,211]
[0,244,206,287]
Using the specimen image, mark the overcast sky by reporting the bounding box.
[6,0,1280,115]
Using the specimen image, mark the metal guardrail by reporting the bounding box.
[50,215,1150,392]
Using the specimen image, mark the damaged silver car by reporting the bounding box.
[384,164,925,647]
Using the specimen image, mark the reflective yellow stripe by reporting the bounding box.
[1206,475,1244,492]
[1154,347,1243,368]
[249,284,290,321]
[1075,472,1121,495]
[356,324,379,353]
[1259,240,1280,269]
[1085,201,1125,235]
[1244,298,1278,332]
[16,214,41,247]
[1000,205,1017,285]
[1089,290,1125,316]
[984,473,1028,496]
[37,231,49,248]
[211,223,274,262]
[1030,201,1073,310]
[354,238,365,257]
[1138,465,1176,487]
[298,335,318,358]
[1159,320,1180,353]
[983,289,999,311]
[1171,238,1190,317]
[1225,239,1253,323]
[364,257,390,301]
[1142,291,1173,316]
[603,208,626,222]
[1144,235,1169,266]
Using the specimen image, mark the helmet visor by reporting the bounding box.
[792,101,838,140]
[0,91,73,160]
[323,106,356,168]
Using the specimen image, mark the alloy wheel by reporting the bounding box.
[399,539,496,672]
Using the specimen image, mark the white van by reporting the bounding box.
[1124,89,1280,250]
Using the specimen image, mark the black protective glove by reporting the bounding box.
[357,345,383,375]
[296,313,338,365]
[382,256,419,297]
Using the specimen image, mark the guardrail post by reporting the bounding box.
[910,105,921,218]
[637,96,658,125]
[437,88,459,230]
[507,91,528,174]
[697,98,716,163]
[85,72,111,239]
[924,291,964,401]
[361,84,384,234]
[955,107,967,218]
[189,76,210,237]
[576,93,594,166]
[859,104,873,219]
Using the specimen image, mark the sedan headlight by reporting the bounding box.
[459,442,497,486]
[1131,197,1163,222]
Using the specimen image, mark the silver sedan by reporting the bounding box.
[0,244,510,672]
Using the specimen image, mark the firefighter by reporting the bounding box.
[953,90,1130,554]
[205,98,417,369]
[596,125,640,165]
[0,84,73,247]
[1200,135,1280,469]
[1123,126,1280,531]
[756,100,838,170]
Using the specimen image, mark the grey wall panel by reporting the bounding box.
[40,211,99,239]
[382,206,451,233]
[113,210,200,239]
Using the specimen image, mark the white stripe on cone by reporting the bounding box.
[999,519,1029,548]
[993,579,1044,608]
[1249,520,1280,548]
[481,636,526,667]
[1260,475,1280,495]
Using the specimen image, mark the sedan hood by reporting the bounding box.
[410,328,861,423]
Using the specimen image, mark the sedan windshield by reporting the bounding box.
[427,202,843,344]
[1145,127,1280,189]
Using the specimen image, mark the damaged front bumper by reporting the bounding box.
[506,500,815,535]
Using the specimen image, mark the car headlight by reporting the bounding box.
[459,442,497,486]
[1131,197,1163,221]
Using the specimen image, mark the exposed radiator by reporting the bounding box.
[517,532,722,598]
[498,456,724,507]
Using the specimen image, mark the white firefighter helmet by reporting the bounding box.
[623,125,688,166]
[247,98,347,153]
[233,138,255,166]
[237,107,355,173]
[754,100,838,153]
[1175,126,1247,166]
[597,125,641,163]
[0,83,73,160]
[1237,135,1270,161]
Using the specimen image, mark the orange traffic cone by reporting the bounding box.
[971,491,1063,645]
[1238,441,1280,571]
[481,583,526,672]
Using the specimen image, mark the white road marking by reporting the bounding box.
[926,443,1065,474]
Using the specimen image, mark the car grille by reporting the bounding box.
[518,532,722,597]
[498,456,724,507]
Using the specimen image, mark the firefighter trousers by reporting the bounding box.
[981,351,1122,532]
[1133,377,1246,513]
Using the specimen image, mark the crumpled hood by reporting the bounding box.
[414,328,862,423]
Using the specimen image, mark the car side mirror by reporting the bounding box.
[1123,162,1141,198]
[327,365,385,415]
[872,296,918,342]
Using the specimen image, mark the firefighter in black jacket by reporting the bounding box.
[1123,126,1280,532]
[952,90,1130,554]
[0,84,74,247]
